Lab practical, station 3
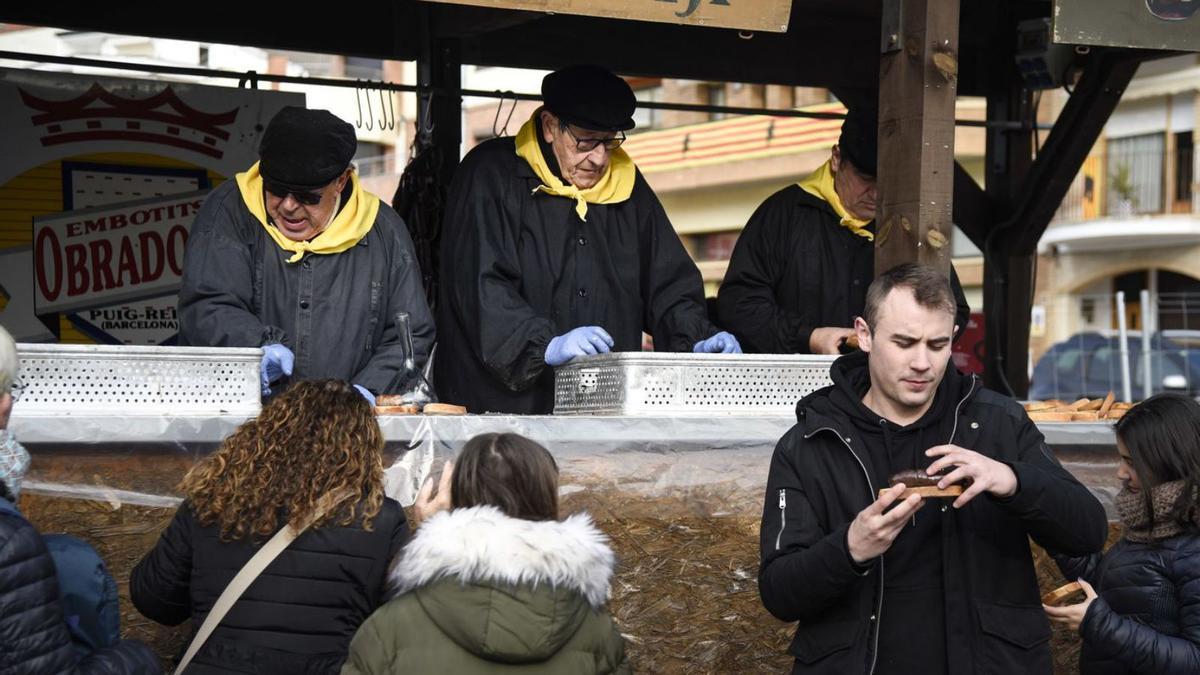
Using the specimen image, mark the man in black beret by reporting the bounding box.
[178,106,434,402]
[435,64,740,414]
[717,104,970,354]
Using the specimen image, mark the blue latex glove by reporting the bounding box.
[545,326,614,367]
[693,331,742,354]
[353,384,376,406]
[260,344,294,397]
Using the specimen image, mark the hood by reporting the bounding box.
[389,505,616,663]
[797,350,977,433]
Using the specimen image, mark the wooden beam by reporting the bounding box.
[874,0,961,277]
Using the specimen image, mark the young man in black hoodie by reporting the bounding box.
[758,263,1107,674]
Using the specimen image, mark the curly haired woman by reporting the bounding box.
[131,379,408,674]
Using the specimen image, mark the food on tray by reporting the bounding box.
[1023,392,1131,421]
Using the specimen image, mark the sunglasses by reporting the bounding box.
[263,179,324,206]
[563,125,626,153]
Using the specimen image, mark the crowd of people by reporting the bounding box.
[3,64,1199,674]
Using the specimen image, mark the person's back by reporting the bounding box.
[343,433,630,675]
[0,324,159,674]
[131,379,409,674]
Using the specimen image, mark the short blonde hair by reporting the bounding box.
[0,325,16,393]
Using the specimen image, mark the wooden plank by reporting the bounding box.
[420,0,794,32]
[875,0,960,277]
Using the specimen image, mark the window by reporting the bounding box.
[631,86,663,130]
[707,84,727,121]
[1176,131,1194,205]
[1106,133,1165,215]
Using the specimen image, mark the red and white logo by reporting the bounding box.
[19,83,239,158]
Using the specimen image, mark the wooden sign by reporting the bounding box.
[1054,0,1200,51]
[421,0,793,32]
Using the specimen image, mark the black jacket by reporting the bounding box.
[0,497,159,675]
[1055,534,1200,674]
[758,352,1107,674]
[717,186,970,353]
[179,179,435,395]
[131,499,408,674]
[435,136,719,414]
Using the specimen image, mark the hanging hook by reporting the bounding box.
[386,86,397,131]
[354,81,364,129]
[378,86,392,131]
[363,82,375,132]
[419,90,435,138]
[491,90,517,138]
[238,70,259,89]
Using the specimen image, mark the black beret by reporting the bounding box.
[259,106,357,190]
[542,65,637,132]
[838,105,878,177]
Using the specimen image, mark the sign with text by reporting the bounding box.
[421,0,791,32]
[1054,0,1200,51]
[32,190,209,315]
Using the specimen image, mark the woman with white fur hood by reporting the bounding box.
[342,432,631,674]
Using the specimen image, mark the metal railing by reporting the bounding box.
[1053,146,1196,224]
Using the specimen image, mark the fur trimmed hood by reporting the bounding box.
[390,505,615,609]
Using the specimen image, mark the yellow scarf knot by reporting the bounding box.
[236,161,380,263]
[514,112,635,221]
[797,160,873,241]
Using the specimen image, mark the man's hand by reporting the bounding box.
[545,326,614,366]
[693,331,742,354]
[1043,578,1098,632]
[847,484,925,564]
[260,344,295,397]
[412,460,454,528]
[925,444,1018,509]
[809,327,856,355]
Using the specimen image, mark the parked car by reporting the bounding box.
[1029,331,1200,401]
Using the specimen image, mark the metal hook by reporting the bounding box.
[419,90,435,137]
[387,87,397,131]
[377,86,392,131]
[238,70,259,89]
[363,83,375,131]
[355,81,364,129]
[491,90,517,138]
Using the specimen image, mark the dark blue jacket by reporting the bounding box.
[0,495,160,675]
[1056,534,1200,674]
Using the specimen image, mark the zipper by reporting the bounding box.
[804,426,884,675]
[775,488,787,550]
[946,375,978,445]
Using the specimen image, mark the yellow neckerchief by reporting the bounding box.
[514,112,635,221]
[797,159,873,241]
[236,161,380,263]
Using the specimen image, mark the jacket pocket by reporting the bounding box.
[788,619,862,665]
[975,601,1052,674]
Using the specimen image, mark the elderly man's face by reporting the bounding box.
[540,111,619,190]
[831,145,878,221]
[265,168,352,242]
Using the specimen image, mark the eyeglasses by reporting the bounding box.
[8,379,23,402]
[563,125,625,153]
[263,178,325,206]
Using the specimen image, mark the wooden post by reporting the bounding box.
[875,0,960,277]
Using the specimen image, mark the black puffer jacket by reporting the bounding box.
[131,499,408,674]
[1055,534,1200,674]
[0,497,160,675]
[759,352,1108,674]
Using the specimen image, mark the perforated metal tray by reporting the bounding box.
[14,343,262,416]
[553,352,837,416]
